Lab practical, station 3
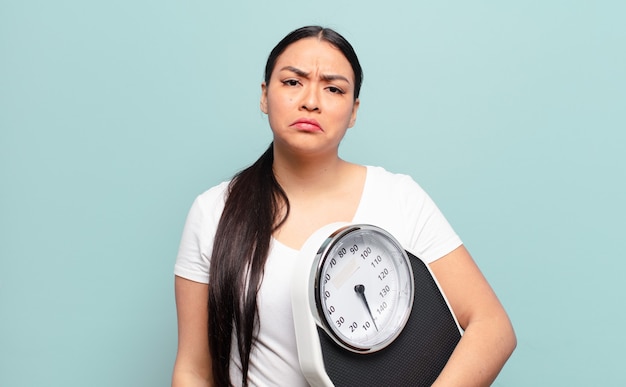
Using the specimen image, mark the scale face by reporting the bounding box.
[292,223,463,387]
[313,224,414,353]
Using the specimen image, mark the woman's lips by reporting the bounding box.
[291,118,323,132]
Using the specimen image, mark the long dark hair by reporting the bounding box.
[208,26,363,386]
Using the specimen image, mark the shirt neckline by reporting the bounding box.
[271,165,372,252]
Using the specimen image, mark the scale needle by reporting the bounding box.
[354,284,378,331]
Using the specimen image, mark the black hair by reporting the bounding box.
[208,26,362,386]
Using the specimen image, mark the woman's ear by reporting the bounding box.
[348,98,360,128]
[260,82,268,114]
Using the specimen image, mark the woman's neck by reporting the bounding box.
[272,146,351,197]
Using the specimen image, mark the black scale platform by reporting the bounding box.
[317,251,461,386]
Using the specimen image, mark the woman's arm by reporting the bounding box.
[172,276,213,387]
[429,245,517,386]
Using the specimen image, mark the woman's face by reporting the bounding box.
[261,38,360,157]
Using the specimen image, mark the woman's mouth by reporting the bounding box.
[291,118,323,132]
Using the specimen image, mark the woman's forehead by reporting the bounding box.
[272,38,354,79]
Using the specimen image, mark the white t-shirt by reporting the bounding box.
[175,165,463,386]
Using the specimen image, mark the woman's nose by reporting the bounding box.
[300,87,320,112]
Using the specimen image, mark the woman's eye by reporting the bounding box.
[283,79,300,86]
[327,86,345,94]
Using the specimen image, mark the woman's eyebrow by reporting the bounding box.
[280,66,308,77]
[280,66,351,84]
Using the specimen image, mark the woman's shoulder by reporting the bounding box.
[194,180,231,207]
[365,165,425,194]
[360,165,434,218]
[182,180,231,225]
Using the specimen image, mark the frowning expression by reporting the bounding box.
[261,38,360,156]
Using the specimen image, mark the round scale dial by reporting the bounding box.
[314,224,414,353]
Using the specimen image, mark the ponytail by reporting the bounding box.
[208,143,289,386]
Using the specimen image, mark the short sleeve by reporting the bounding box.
[174,182,229,284]
[400,176,463,263]
[354,167,462,265]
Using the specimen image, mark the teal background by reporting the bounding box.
[1,1,624,386]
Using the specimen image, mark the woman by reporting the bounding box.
[173,26,516,386]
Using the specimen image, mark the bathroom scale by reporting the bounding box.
[291,223,462,386]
